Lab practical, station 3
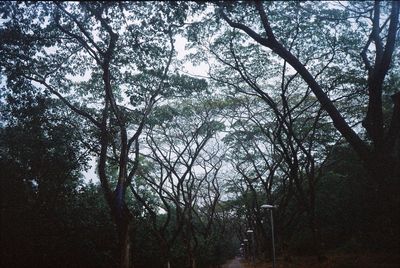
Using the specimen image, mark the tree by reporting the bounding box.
[214,55,339,257]
[136,99,224,268]
[0,2,198,267]
[216,0,399,186]
[0,88,118,267]
[203,0,399,247]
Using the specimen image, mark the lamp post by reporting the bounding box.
[247,229,255,267]
[261,204,277,268]
[243,239,249,261]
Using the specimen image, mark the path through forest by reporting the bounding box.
[222,257,244,268]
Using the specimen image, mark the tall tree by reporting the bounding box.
[138,99,224,268]
[215,0,399,186]
[194,0,400,246]
[0,87,109,267]
[0,2,195,267]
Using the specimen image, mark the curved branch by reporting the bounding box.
[22,75,102,128]
[218,6,271,47]
[220,1,370,160]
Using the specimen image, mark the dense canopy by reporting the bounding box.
[1,1,399,267]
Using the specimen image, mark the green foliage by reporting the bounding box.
[1,1,399,267]
[0,91,117,267]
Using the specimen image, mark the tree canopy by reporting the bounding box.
[1,1,399,267]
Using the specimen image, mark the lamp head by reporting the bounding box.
[261,204,277,209]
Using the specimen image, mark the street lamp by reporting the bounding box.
[247,229,255,267]
[243,239,249,260]
[261,204,277,268]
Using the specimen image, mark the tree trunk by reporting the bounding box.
[161,245,171,268]
[118,216,132,268]
[309,215,324,261]
[365,154,400,246]
[307,177,324,261]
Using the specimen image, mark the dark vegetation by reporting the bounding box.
[0,1,399,267]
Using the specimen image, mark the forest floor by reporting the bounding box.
[223,252,400,268]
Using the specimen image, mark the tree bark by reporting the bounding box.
[118,219,132,268]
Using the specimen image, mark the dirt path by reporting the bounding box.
[222,257,244,268]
